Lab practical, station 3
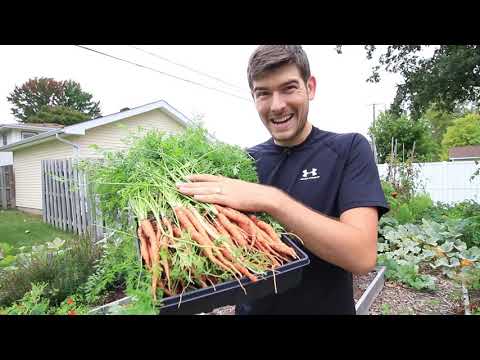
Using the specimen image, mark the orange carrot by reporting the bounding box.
[182,207,208,238]
[174,208,239,275]
[172,224,182,238]
[251,217,297,259]
[137,226,152,270]
[217,212,248,247]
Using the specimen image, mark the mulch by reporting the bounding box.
[208,270,472,315]
[368,273,465,315]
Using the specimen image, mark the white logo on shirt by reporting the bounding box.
[300,168,320,181]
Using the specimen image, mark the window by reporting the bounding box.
[2,134,7,146]
[21,131,38,139]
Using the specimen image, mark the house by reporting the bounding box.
[448,145,480,161]
[0,123,63,166]
[0,100,193,215]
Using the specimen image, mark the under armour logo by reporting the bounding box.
[300,168,320,181]
[302,168,318,178]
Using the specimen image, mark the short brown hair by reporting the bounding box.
[247,45,311,91]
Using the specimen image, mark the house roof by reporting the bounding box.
[0,123,64,133]
[449,145,480,159]
[0,100,194,152]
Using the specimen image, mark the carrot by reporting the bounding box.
[217,212,248,247]
[162,217,174,244]
[137,226,152,270]
[146,220,162,302]
[189,206,221,241]
[181,207,208,238]
[252,223,296,259]
[156,219,172,292]
[175,208,239,276]
[172,224,182,238]
[253,219,281,243]
[215,205,251,227]
[140,219,158,266]
[212,218,230,238]
[251,217,298,259]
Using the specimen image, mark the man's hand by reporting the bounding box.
[176,174,276,212]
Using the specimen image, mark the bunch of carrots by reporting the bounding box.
[136,203,298,301]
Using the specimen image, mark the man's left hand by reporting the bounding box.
[176,174,275,212]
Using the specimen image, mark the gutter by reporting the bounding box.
[55,133,80,159]
[0,129,63,152]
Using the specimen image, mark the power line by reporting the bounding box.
[74,45,251,103]
[128,45,247,92]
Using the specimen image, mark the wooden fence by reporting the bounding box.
[41,159,104,240]
[0,165,15,209]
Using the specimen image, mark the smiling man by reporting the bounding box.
[177,45,389,315]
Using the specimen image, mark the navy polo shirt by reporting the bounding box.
[238,125,389,315]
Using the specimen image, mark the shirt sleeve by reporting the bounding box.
[338,134,389,219]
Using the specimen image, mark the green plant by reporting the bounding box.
[380,303,391,315]
[2,283,50,315]
[52,295,90,315]
[0,236,101,307]
[378,218,480,289]
[80,231,143,305]
[379,256,436,291]
[424,200,480,248]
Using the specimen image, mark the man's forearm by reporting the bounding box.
[262,187,377,274]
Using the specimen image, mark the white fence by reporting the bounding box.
[377,161,480,204]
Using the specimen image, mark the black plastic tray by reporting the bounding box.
[138,234,310,315]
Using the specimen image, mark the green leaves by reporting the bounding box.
[441,113,480,159]
[7,77,101,123]
[378,217,480,288]
[358,45,480,118]
[370,111,439,163]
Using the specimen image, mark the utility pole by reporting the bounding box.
[370,103,383,127]
[369,103,383,164]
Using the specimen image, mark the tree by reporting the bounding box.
[419,104,456,149]
[336,45,480,119]
[7,77,101,123]
[369,111,439,163]
[441,113,480,159]
[27,105,90,126]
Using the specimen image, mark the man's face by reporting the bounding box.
[252,63,316,146]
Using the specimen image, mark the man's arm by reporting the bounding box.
[266,188,378,274]
[177,175,378,274]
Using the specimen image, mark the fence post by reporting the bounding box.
[41,161,46,221]
[0,167,6,209]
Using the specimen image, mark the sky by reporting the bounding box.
[0,45,404,148]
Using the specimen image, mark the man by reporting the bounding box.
[177,45,389,314]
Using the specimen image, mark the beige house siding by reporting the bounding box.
[75,109,185,157]
[13,109,186,210]
[14,140,73,210]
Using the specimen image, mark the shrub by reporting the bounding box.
[0,236,102,307]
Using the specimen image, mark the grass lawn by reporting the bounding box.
[0,209,77,255]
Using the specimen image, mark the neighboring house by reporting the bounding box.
[0,100,193,214]
[448,145,480,161]
[0,123,63,165]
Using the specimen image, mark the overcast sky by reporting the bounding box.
[0,45,404,147]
